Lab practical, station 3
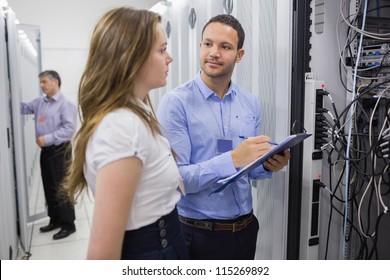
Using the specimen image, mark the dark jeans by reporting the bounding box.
[181,214,259,260]
[40,142,75,229]
[121,207,189,260]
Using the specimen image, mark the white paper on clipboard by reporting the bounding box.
[211,133,312,194]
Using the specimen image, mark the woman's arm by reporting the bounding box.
[87,156,142,259]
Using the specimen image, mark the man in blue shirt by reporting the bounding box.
[157,15,291,259]
[21,70,77,240]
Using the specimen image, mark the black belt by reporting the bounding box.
[178,212,253,233]
[41,142,70,152]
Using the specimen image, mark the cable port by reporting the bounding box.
[316,108,328,114]
[316,89,328,96]
[313,179,326,189]
[316,115,326,121]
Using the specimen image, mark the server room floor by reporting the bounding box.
[17,177,93,260]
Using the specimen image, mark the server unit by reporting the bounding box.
[0,2,42,258]
[300,75,325,259]
[0,1,18,260]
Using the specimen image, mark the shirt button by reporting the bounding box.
[160,229,166,237]
[161,239,168,248]
[158,220,165,228]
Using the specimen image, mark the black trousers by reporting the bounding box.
[121,207,189,260]
[40,142,75,229]
[181,214,259,260]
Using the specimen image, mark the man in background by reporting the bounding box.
[21,70,77,240]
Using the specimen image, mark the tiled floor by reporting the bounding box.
[28,198,93,260]
[18,174,94,260]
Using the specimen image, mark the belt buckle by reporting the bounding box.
[232,220,244,233]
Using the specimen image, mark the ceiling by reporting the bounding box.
[6,0,162,49]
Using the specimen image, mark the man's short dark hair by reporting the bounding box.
[39,70,61,88]
[202,14,245,49]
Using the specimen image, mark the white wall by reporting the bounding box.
[7,0,160,104]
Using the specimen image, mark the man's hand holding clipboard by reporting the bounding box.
[211,133,312,195]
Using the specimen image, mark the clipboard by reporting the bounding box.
[210,133,312,194]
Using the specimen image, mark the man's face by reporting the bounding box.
[39,76,58,97]
[199,22,243,79]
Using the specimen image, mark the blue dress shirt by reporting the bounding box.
[21,91,77,146]
[157,73,271,220]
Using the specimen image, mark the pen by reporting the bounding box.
[239,136,278,145]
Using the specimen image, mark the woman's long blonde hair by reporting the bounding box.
[63,7,162,204]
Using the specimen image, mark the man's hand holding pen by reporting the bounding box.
[232,135,272,168]
[232,135,291,171]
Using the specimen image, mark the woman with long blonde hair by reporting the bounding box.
[63,7,187,260]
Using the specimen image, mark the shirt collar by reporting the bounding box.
[44,91,62,102]
[135,97,152,113]
[194,72,237,100]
